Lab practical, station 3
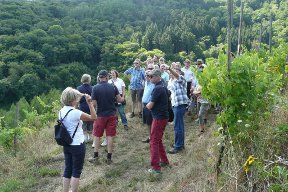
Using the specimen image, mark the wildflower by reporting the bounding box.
[245,124,250,127]
[237,120,242,123]
[241,103,246,106]
[243,155,256,172]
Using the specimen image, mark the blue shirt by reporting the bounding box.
[150,81,169,119]
[161,72,169,82]
[142,81,155,104]
[91,81,119,117]
[124,67,145,90]
[77,84,92,114]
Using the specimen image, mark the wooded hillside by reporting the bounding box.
[1,0,287,107]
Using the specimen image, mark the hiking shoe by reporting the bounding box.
[170,144,185,150]
[168,147,184,154]
[124,125,129,130]
[138,112,142,118]
[88,157,99,164]
[129,112,135,118]
[101,139,107,147]
[106,159,112,165]
[160,162,170,167]
[142,138,150,143]
[148,168,161,174]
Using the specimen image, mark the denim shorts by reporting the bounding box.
[143,104,153,125]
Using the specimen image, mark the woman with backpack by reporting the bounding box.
[59,87,96,192]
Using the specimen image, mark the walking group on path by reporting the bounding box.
[58,56,211,192]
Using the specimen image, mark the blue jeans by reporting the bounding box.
[173,104,186,149]
[116,104,127,126]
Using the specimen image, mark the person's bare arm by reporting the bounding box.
[80,94,97,121]
[146,101,154,110]
[116,94,124,103]
[161,64,179,79]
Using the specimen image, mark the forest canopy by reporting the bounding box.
[0,0,287,107]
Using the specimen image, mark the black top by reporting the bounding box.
[150,81,169,119]
[91,81,119,117]
[77,84,92,114]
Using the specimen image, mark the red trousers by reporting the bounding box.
[150,118,169,171]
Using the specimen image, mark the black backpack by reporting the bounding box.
[54,109,79,146]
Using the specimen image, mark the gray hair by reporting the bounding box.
[60,87,83,106]
[81,74,91,84]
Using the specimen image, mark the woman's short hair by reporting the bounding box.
[81,74,91,84]
[111,70,119,78]
[61,87,83,106]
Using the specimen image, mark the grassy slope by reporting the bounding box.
[0,111,218,192]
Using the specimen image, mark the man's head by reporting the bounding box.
[197,59,203,65]
[160,64,166,72]
[184,59,191,68]
[147,64,154,71]
[159,57,165,64]
[98,70,109,81]
[147,69,161,84]
[133,60,141,68]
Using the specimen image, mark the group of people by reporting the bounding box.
[59,56,210,192]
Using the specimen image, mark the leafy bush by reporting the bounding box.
[0,89,60,150]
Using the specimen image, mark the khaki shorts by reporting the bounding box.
[131,89,144,103]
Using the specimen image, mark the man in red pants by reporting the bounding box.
[146,69,169,175]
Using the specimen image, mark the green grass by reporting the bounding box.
[104,161,130,178]
[39,167,60,177]
[0,178,21,192]
[0,174,39,192]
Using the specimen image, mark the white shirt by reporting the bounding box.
[181,67,194,82]
[108,78,126,95]
[59,106,84,145]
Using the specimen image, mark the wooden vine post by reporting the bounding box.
[13,101,19,157]
[237,0,244,56]
[216,0,233,177]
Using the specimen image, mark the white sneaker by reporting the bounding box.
[91,142,95,148]
[101,139,107,147]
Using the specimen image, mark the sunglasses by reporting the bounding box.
[147,68,154,70]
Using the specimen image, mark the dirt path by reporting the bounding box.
[36,113,218,192]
